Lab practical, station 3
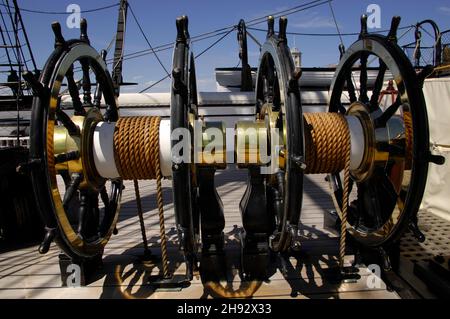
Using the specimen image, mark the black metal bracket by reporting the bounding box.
[16,158,42,175]
[408,217,426,243]
[148,275,191,291]
[198,167,225,254]
[240,230,271,280]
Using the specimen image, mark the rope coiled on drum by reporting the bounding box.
[114,116,160,180]
[114,116,170,278]
[303,113,349,174]
[303,112,351,269]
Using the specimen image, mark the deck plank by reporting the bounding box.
[0,170,399,299]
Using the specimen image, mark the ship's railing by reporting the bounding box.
[0,136,29,149]
[442,30,450,65]
[403,29,450,67]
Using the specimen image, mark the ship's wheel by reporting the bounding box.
[27,16,201,280]
[254,16,304,253]
[328,16,431,247]
[170,15,200,275]
[29,20,122,258]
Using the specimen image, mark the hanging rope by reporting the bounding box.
[133,179,150,256]
[113,116,170,278]
[303,113,351,269]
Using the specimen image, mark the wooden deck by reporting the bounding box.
[0,168,399,299]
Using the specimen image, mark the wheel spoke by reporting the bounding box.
[63,173,82,209]
[345,69,357,104]
[369,60,387,112]
[91,193,100,236]
[263,60,274,103]
[374,97,402,128]
[77,191,101,238]
[56,109,80,136]
[93,75,103,109]
[339,44,357,104]
[66,65,86,116]
[77,191,89,237]
[81,59,92,106]
[376,172,399,222]
[359,53,369,104]
[100,186,110,209]
[357,170,397,229]
[55,150,80,164]
[337,102,347,114]
[98,186,113,234]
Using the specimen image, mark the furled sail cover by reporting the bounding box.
[421,78,450,222]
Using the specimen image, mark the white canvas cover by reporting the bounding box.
[420,78,450,222]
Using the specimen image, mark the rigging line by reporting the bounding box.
[120,29,234,62]
[246,0,326,25]
[247,25,415,37]
[0,2,119,15]
[140,27,236,93]
[107,29,234,65]
[195,26,236,59]
[3,0,27,71]
[128,3,171,78]
[0,3,18,63]
[327,0,358,99]
[418,25,437,40]
[101,0,329,64]
[105,35,116,55]
[10,0,21,145]
[246,0,331,27]
[72,1,337,73]
[328,0,343,46]
[0,25,13,72]
[326,0,358,100]
[139,74,170,94]
[11,0,37,71]
[0,24,21,32]
[366,25,414,65]
[246,30,262,48]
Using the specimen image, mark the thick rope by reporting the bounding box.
[114,117,159,180]
[303,113,349,174]
[114,116,170,278]
[150,117,170,279]
[339,123,351,269]
[404,110,413,171]
[303,112,351,269]
[133,179,150,255]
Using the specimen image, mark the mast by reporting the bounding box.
[12,0,37,73]
[111,0,128,97]
[237,19,253,92]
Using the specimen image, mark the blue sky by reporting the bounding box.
[14,0,450,92]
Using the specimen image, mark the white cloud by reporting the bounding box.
[439,6,450,15]
[291,12,340,29]
[249,6,289,21]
